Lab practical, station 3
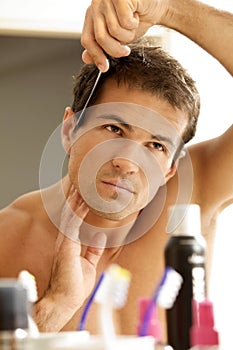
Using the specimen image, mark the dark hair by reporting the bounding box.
[72,40,200,145]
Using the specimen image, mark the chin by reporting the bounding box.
[88,204,143,222]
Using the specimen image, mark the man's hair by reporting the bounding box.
[72,40,200,145]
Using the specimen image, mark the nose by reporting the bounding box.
[111,157,139,175]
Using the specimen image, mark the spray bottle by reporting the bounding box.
[165,204,206,350]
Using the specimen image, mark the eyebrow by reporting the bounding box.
[97,114,176,149]
[97,114,134,132]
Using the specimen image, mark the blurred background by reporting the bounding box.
[0,0,232,347]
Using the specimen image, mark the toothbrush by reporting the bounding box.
[18,270,40,337]
[78,264,131,349]
[138,267,183,337]
[78,272,106,331]
[95,264,131,350]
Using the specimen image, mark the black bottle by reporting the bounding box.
[165,204,206,350]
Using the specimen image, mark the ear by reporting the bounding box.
[164,161,179,184]
[61,107,75,154]
[163,147,186,184]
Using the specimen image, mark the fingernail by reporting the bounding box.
[93,232,107,248]
[122,45,131,56]
[98,58,109,72]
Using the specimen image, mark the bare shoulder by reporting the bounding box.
[186,124,233,213]
[187,124,233,166]
[0,191,43,276]
[0,190,43,230]
[1,197,31,233]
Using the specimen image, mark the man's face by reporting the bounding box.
[64,79,188,222]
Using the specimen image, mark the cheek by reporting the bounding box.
[68,146,83,183]
[68,138,99,186]
[137,173,151,204]
[137,159,168,204]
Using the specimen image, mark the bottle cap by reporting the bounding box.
[167,204,201,236]
[0,279,28,331]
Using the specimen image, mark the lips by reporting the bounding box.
[102,179,135,194]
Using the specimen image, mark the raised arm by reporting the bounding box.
[81,0,233,74]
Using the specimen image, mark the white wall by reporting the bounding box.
[167,2,233,347]
[0,0,91,36]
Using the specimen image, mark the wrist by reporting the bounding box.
[33,294,79,332]
[161,0,202,31]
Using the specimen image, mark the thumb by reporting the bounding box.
[84,232,107,267]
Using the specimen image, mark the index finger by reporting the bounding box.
[81,8,131,71]
[59,187,89,240]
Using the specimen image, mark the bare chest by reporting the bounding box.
[63,216,169,336]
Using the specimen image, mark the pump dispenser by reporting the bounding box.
[165,204,206,350]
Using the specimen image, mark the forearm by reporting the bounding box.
[163,0,233,75]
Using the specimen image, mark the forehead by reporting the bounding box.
[94,78,188,134]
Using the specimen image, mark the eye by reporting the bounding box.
[149,141,166,152]
[105,124,122,135]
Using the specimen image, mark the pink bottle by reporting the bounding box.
[137,297,162,342]
[190,299,219,346]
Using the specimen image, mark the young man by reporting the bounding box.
[0,0,232,342]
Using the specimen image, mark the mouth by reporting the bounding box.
[101,179,135,194]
